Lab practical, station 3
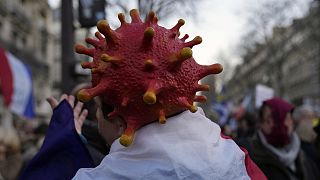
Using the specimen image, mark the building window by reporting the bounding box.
[39,9,47,19]
[41,29,48,56]
[11,31,18,44]
[21,36,27,47]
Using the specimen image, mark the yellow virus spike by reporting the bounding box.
[75,43,85,52]
[91,68,98,73]
[97,20,119,44]
[91,67,104,74]
[171,19,185,32]
[85,37,100,48]
[169,47,193,68]
[194,95,207,103]
[120,127,134,147]
[75,43,95,57]
[195,84,210,92]
[143,80,163,104]
[144,59,155,70]
[146,11,157,23]
[100,54,122,64]
[181,34,189,42]
[178,97,197,113]
[159,109,166,124]
[95,31,104,40]
[179,47,193,60]
[130,9,142,23]
[189,105,198,113]
[80,61,93,69]
[184,36,202,48]
[143,91,157,104]
[209,63,224,74]
[199,63,223,79]
[77,89,91,102]
[77,84,108,102]
[143,27,155,44]
[169,19,185,38]
[153,16,159,23]
[118,13,127,25]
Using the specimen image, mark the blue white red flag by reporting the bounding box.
[0,47,35,119]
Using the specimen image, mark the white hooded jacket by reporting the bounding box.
[73,108,260,180]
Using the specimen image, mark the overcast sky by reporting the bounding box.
[49,0,312,66]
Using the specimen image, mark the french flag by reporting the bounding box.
[0,47,35,119]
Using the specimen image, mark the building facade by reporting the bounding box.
[224,2,320,106]
[0,0,61,120]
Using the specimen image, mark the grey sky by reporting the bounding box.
[49,0,312,66]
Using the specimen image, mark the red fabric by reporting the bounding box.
[0,47,13,106]
[220,133,232,139]
[220,134,267,179]
[263,97,294,147]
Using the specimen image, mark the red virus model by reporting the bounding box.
[75,9,223,147]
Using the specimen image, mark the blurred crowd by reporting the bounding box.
[0,118,47,180]
[1,94,320,179]
[219,98,320,179]
[0,84,109,180]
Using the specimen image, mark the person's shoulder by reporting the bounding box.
[73,167,100,180]
[297,149,320,179]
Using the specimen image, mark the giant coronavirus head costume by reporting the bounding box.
[75,9,223,147]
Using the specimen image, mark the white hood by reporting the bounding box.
[74,108,250,180]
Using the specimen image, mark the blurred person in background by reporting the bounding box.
[250,97,320,180]
[293,104,320,170]
[19,121,48,173]
[235,112,257,156]
[0,126,23,180]
[314,107,320,166]
[13,119,38,166]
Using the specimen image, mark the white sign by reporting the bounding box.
[255,84,274,108]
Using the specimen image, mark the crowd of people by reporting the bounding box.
[1,10,320,179]
[232,98,320,179]
[0,115,47,180]
[1,90,320,179]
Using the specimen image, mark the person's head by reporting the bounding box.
[0,126,21,160]
[237,112,256,138]
[292,104,315,124]
[75,9,223,147]
[293,104,317,142]
[94,97,126,146]
[258,97,294,147]
[238,112,256,135]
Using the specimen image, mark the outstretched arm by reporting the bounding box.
[19,94,94,180]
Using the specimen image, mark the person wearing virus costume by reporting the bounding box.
[72,9,266,179]
[20,9,266,180]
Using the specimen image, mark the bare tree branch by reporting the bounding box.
[105,0,202,22]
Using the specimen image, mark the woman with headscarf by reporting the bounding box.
[250,97,320,180]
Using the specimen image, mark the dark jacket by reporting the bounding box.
[250,134,320,180]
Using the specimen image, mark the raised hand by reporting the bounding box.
[46,94,88,134]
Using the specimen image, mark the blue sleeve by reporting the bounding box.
[19,100,94,180]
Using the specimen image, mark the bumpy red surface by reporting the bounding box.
[75,9,223,146]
